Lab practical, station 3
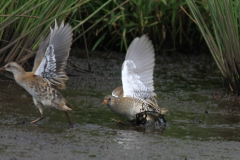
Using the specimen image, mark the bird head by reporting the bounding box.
[0,62,25,74]
[103,95,116,106]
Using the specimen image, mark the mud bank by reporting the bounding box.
[1,51,240,159]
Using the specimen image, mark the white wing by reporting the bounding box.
[121,35,156,99]
[34,19,73,89]
[32,36,50,73]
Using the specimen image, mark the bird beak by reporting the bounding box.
[102,100,107,105]
[0,66,6,71]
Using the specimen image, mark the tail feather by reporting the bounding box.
[65,100,73,110]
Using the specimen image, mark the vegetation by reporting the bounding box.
[0,0,114,66]
[71,0,205,52]
[0,0,208,66]
[0,0,85,65]
[2,0,240,93]
[187,0,240,94]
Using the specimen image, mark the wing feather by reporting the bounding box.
[34,19,73,89]
[122,35,156,100]
[32,36,50,73]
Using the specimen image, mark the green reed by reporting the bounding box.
[0,0,209,67]
[187,0,240,93]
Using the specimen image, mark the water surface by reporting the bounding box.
[1,51,240,159]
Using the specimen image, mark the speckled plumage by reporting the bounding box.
[14,68,72,111]
[0,20,73,125]
[104,86,167,121]
[103,35,168,124]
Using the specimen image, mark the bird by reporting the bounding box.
[103,35,168,125]
[0,20,73,125]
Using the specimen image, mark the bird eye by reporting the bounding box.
[108,98,111,101]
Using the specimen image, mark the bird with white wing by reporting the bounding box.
[0,20,73,125]
[103,35,168,125]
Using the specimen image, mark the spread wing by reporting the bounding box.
[121,35,156,100]
[112,86,123,97]
[34,19,73,89]
[32,35,50,73]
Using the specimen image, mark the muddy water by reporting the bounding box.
[1,51,240,159]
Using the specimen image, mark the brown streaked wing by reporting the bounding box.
[34,19,73,89]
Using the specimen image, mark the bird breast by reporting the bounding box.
[111,96,147,120]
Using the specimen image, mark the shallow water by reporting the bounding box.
[1,51,240,159]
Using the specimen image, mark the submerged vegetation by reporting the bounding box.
[187,0,240,94]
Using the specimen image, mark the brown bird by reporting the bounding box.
[103,35,168,124]
[0,20,73,125]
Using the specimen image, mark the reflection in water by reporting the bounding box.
[113,125,165,150]
[116,130,141,150]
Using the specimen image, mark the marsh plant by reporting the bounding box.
[1,0,205,67]
[187,0,240,94]
[0,0,113,66]
[0,0,87,65]
[75,0,199,52]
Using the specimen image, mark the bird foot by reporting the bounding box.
[65,111,73,126]
[30,117,44,124]
[111,118,127,125]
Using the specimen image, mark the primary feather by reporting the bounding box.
[34,19,73,89]
[121,35,156,100]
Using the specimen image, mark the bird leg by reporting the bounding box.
[65,111,72,125]
[140,103,145,112]
[161,115,167,124]
[142,111,147,124]
[111,118,127,125]
[30,116,44,124]
[31,99,44,124]
[136,111,148,125]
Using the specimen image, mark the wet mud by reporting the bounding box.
[1,50,240,159]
